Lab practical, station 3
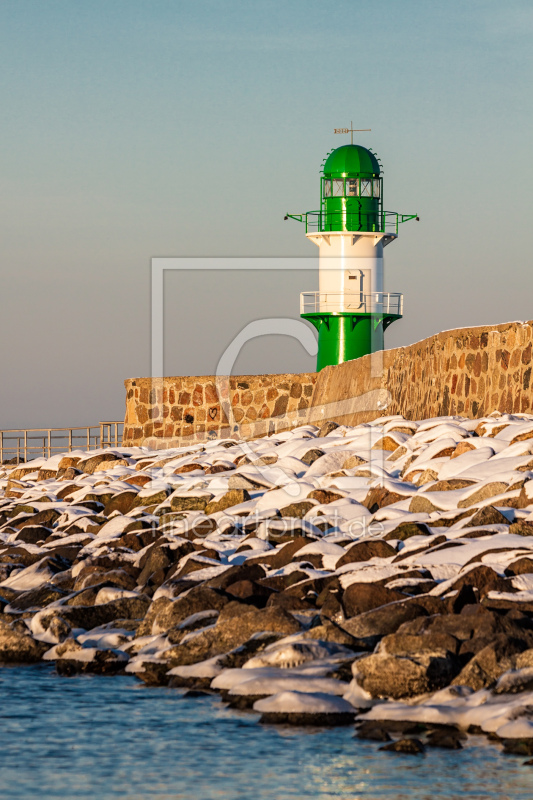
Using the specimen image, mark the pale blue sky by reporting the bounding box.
[1,0,532,427]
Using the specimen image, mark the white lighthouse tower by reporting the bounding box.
[286,131,418,370]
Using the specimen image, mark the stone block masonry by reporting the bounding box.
[312,319,533,427]
[386,320,533,420]
[123,320,533,446]
[123,373,317,447]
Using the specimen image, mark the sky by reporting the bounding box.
[0,0,532,429]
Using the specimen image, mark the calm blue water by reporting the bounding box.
[0,664,532,800]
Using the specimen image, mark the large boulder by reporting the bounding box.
[131,489,170,509]
[135,596,172,637]
[398,605,533,657]
[247,538,310,570]
[340,601,429,648]
[7,583,68,612]
[74,568,137,592]
[224,580,275,608]
[56,648,129,676]
[104,491,138,516]
[380,738,425,755]
[14,508,61,530]
[451,635,528,690]
[254,691,355,727]
[136,540,195,588]
[12,525,52,545]
[78,453,120,475]
[43,595,151,631]
[137,546,173,588]
[494,667,533,694]
[355,650,459,699]
[505,558,533,576]
[149,586,229,635]
[383,522,431,541]
[206,563,266,591]
[448,565,508,598]
[278,501,316,519]
[167,632,285,690]
[342,583,407,618]
[379,631,459,657]
[170,492,213,512]
[336,540,396,568]
[163,605,301,667]
[457,482,509,508]
[362,487,404,513]
[205,490,250,515]
[0,619,48,663]
[465,506,509,527]
[509,513,533,534]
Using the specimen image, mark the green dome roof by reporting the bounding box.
[323,144,380,177]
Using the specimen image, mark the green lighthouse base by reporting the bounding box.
[302,311,401,372]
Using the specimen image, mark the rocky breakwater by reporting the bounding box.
[4,414,533,758]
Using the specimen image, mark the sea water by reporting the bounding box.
[1,664,532,800]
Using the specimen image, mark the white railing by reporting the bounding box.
[0,421,124,465]
[300,292,403,315]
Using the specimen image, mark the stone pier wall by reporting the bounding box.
[312,319,533,427]
[123,320,533,446]
[122,373,317,447]
[387,321,533,419]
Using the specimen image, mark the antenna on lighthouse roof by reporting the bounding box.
[333,121,371,145]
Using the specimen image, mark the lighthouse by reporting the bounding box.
[286,131,418,371]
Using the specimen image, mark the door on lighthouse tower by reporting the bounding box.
[345,269,370,310]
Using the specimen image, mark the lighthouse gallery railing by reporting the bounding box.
[286,210,417,235]
[300,292,403,316]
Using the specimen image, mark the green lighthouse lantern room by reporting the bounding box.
[322,144,382,233]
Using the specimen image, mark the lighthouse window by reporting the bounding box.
[346,179,358,196]
[373,179,381,197]
[360,179,372,197]
[323,180,332,197]
[333,179,344,196]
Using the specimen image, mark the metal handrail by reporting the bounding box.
[0,422,124,465]
[285,210,418,235]
[300,291,403,315]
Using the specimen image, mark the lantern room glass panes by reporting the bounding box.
[346,179,358,196]
[323,177,380,198]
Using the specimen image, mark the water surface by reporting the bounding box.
[1,664,532,800]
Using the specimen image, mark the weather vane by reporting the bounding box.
[334,121,371,145]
